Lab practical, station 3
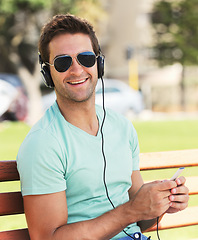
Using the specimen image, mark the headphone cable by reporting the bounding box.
[99,77,154,240]
[100,76,135,240]
[156,217,161,240]
[100,76,115,209]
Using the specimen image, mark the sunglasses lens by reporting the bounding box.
[54,56,72,72]
[77,52,96,68]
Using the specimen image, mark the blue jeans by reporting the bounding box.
[118,232,151,240]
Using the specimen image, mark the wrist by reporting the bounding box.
[119,200,142,225]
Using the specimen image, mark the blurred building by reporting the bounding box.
[98,0,198,112]
[99,0,154,79]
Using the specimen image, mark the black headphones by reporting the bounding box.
[39,52,104,88]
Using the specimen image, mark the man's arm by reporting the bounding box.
[24,191,139,240]
[128,170,160,232]
[24,176,177,240]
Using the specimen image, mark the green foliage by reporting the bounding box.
[151,0,198,66]
[0,0,47,73]
[0,0,49,14]
[0,0,104,73]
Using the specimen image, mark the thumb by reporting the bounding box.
[158,180,177,191]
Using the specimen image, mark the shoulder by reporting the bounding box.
[96,104,136,133]
[17,103,67,195]
[17,102,65,164]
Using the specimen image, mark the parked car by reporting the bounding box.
[95,79,144,115]
[42,79,144,116]
[0,74,28,121]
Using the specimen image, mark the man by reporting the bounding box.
[17,14,189,240]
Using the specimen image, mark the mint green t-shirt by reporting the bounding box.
[17,102,141,239]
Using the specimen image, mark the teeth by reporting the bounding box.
[69,79,87,85]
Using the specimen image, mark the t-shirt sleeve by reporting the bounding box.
[129,124,140,171]
[17,130,67,196]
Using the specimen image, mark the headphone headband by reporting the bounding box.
[38,53,43,65]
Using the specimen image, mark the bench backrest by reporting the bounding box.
[0,149,198,238]
[0,161,30,240]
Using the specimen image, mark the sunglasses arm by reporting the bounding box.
[45,62,54,67]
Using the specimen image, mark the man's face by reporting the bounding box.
[48,33,98,105]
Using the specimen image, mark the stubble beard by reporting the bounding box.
[55,76,98,105]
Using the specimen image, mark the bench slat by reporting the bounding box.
[0,161,19,182]
[186,176,198,195]
[159,206,198,230]
[0,228,30,240]
[140,149,198,170]
[147,206,198,232]
[0,192,24,216]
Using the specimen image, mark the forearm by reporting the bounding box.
[26,180,177,240]
[53,201,137,240]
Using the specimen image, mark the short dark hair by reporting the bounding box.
[38,14,100,63]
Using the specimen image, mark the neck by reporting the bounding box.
[57,98,99,136]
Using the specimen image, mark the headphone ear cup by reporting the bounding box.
[97,56,104,79]
[41,65,54,88]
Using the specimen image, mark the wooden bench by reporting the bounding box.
[0,160,30,240]
[0,149,198,239]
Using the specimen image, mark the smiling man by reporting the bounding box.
[17,14,189,240]
[46,32,99,135]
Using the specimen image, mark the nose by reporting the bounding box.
[68,57,84,76]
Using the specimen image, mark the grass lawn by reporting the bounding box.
[0,119,198,238]
[1,119,198,159]
[0,121,30,160]
[133,119,198,153]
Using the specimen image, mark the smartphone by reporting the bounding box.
[170,167,185,181]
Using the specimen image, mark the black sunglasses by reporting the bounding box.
[45,51,98,73]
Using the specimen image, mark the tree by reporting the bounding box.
[151,0,198,109]
[0,0,104,124]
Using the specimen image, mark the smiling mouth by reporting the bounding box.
[68,78,88,85]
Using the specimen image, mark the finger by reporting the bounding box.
[155,198,172,216]
[169,201,188,211]
[161,190,172,199]
[171,185,189,195]
[158,180,177,191]
[175,176,186,186]
[169,194,189,203]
